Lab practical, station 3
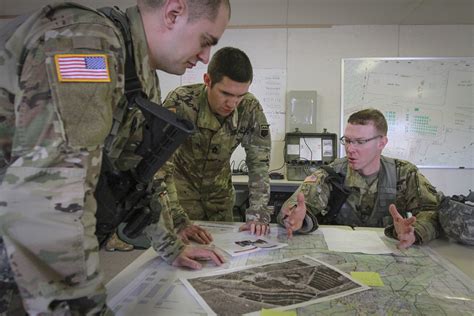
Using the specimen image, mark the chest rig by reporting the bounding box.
[320,157,397,227]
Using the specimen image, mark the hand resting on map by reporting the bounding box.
[172,245,226,270]
[178,224,213,244]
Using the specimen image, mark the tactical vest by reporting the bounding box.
[98,6,144,153]
[328,156,397,227]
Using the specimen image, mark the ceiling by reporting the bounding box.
[1,0,473,25]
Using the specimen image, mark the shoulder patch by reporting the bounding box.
[260,124,269,137]
[304,174,318,183]
[54,54,111,82]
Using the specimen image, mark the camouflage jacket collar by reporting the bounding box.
[126,6,160,100]
[345,165,376,190]
[197,85,238,132]
[343,155,396,192]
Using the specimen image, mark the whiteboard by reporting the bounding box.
[341,58,474,169]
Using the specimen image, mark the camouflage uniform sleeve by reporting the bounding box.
[384,164,441,244]
[0,88,14,178]
[154,162,191,233]
[242,99,272,224]
[0,15,123,314]
[277,170,331,233]
[144,179,186,264]
[159,91,192,232]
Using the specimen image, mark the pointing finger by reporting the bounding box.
[389,204,403,221]
[296,192,305,207]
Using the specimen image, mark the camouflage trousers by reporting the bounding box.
[1,236,113,315]
[438,197,474,245]
[177,184,235,222]
[0,237,26,315]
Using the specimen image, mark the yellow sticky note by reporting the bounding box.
[351,271,385,287]
[261,308,297,316]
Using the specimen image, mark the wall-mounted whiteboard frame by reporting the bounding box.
[341,57,474,169]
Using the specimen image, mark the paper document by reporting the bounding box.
[319,228,393,254]
[107,256,209,315]
[287,144,299,155]
[299,137,322,161]
[212,231,287,257]
[322,139,333,157]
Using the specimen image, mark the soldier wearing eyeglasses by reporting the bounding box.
[278,108,443,249]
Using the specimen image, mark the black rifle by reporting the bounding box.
[94,96,194,247]
[318,165,352,224]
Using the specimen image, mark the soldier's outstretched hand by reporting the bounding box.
[178,224,213,244]
[282,192,306,238]
[239,221,270,236]
[172,245,225,270]
[389,204,417,249]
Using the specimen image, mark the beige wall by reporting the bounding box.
[164,23,472,196]
[2,1,473,195]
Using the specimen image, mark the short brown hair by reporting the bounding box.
[138,0,231,22]
[208,47,253,87]
[347,108,388,135]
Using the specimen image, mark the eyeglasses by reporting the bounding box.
[340,135,383,146]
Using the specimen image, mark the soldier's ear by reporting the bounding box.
[163,0,186,28]
[378,135,388,150]
[204,73,212,87]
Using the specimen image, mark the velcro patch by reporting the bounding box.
[260,124,269,137]
[55,54,111,82]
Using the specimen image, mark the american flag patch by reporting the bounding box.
[54,54,111,82]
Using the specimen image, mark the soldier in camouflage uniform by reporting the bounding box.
[279,108,442,249]
[0,0,230,314]
[163,47,272,237]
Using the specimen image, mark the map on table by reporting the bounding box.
[107,224,474,315]
[181,256,368,315]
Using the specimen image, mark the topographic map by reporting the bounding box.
[230,231,474,315]
[107,223,474,315]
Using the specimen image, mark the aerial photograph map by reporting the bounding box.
[182,256,368,315]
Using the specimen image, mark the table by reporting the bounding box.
[106,223,474,315]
